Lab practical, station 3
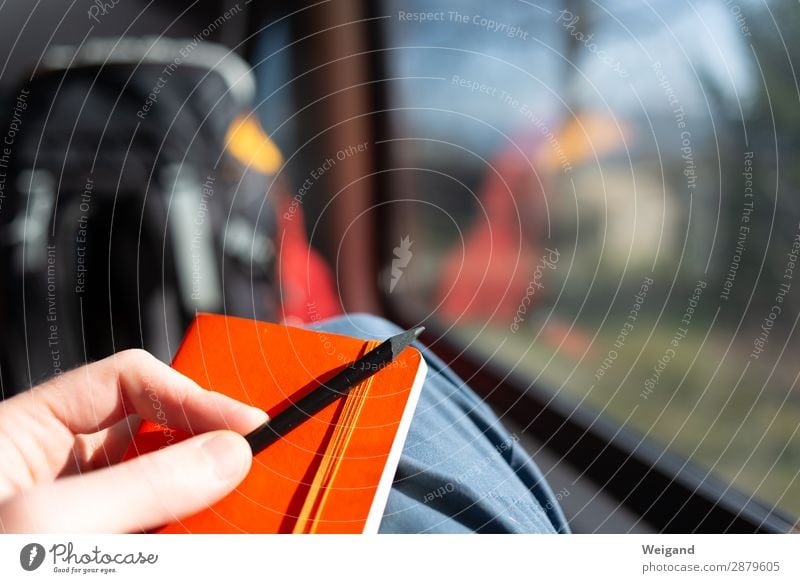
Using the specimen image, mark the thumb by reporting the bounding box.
[0,431,251,533]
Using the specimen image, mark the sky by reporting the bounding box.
[384,0,762,154]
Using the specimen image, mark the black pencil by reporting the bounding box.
[244,326,425,455]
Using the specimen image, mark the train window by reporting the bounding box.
[376,0,800,522]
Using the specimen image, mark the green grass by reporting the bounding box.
[451,314,800,521]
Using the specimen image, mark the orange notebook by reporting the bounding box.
[123,313,426,533]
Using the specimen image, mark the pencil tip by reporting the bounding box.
[388,326,425,358]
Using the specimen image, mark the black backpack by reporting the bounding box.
[0,37,279,396]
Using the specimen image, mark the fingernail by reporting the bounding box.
[241,406,270,430]
[213,392,269,430]
[202,433,249,481]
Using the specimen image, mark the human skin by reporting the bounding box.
[0,349,267,533]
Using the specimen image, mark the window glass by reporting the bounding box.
[381,0,800,518]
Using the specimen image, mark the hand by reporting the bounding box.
[0,349,268,533]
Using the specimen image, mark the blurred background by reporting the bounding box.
[0,0,797,532]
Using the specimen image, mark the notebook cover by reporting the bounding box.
[122,313,426,533]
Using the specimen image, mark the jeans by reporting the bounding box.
[312,314,570,534]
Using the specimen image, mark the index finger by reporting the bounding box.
[16,349,267,437]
